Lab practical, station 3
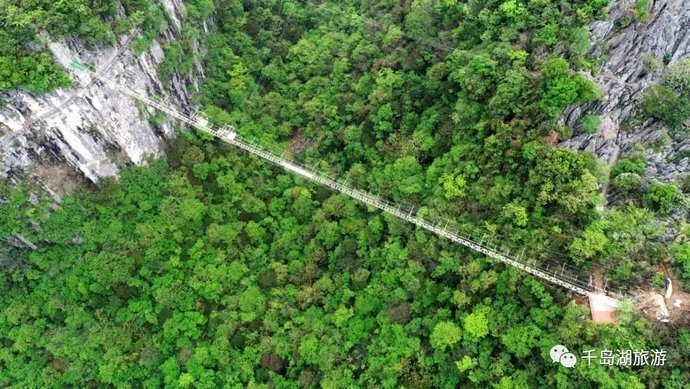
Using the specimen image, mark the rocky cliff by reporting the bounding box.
[0,0,198,189]
[562,0,690,183]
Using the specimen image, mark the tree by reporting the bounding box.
[441,173,467,200]
[430,321,462,350]
[455,355,475,373]
[299,335,320,365]
[526,146,600,216]
[501,203,528,227]
[501,324,541,358]
[539,57,599,118]
[1,1,687,387]
[385,156,425,199]
[569,228,608,264]
[464,308,489,339]
[238,286,266,323]
[449,53,497,103]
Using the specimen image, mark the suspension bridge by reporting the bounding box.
[67,59,622,311]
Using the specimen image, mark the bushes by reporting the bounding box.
[580,114,601,134]
[673,243,690,280]
[0,53,72,93]
[635,0,651,22]
[556,125,574,140]
[613,173,642,192]
[643,182,680,212]
[640,85,690,129]
[679,175,690,194]
[611,155,647,176]
[663,59,690,96]
[641,60,690,129]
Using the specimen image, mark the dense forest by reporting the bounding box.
[2,0,690,387]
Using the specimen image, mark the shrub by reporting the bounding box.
[611,155,647,176]
[533,24,558,47]
[580,114,601,134]
[679,175,690,194]
[556,125,574,140]
[635,0,651,22]
[643,182,680,213]
[613,172,642,192]
[672,243,690,280]
[642,54,661,74]
[640,85,690,129]
[663,59,690,96]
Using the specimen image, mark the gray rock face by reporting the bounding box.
[0,0,198,184]
[561,0,690,183]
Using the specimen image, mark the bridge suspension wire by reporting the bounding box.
[69,62,622,305]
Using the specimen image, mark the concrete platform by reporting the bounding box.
[589,294,619,323]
